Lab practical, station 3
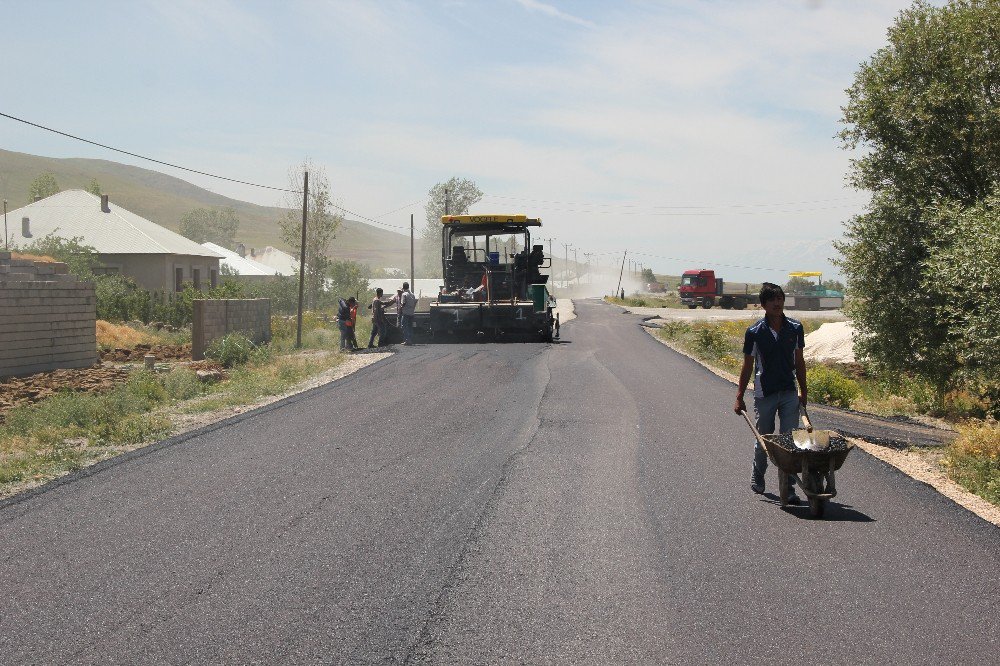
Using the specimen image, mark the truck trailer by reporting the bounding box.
[418,214,558,341]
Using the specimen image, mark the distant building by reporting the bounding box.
[202,242,282,283]
[243,245,299,276]
[6,190,222,292]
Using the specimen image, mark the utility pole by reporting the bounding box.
[562,242,572,288]
[444,189,450,216]
[2,199,7,250]
[573,248,579,285]
[616,251,627,299]
[295,171,309,349]
[410,213,414,288]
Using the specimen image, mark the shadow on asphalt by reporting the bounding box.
[759,493,875,522]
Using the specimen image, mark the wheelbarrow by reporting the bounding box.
[740,407,855,518]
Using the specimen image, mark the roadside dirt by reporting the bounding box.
[0,344,222,422]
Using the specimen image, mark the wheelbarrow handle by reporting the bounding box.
[740,410,770,456]
[801,404,814,433]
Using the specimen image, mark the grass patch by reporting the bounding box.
[944,421,1000,505]
[605,295,684,308]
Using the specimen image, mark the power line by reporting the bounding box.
[483,194,853,210]
[1,110,300,194]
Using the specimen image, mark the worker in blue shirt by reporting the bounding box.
[734,283,808,503]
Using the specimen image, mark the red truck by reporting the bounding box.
[678,269,754,309]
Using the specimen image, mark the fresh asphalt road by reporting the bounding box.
[1,300,997,664]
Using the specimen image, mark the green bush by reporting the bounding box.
[206,332,258,368]
[808,365,862,408]
[692,326,729,358]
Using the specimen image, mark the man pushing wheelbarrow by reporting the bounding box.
[733,282,854,518]
[733,282,807,504]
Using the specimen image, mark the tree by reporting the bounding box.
[327,259,371,300]
[836,0,1000,391]
[785,276,815,294]
[420,177,483,276]
[14,233,99,278]
[28,172,60,201]
[641,267,656,284]
[86,179,102,196]
[179,207,240,248]
[279,162,342,310]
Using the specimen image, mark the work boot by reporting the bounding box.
[750,478,765,495]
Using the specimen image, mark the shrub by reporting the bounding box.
[945,421,1000,505]
[692,326,729,358]
[807,365,861,408]
[162,369,202,401]
[206,332,258,368]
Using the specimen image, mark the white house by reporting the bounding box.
[6,190,223,292]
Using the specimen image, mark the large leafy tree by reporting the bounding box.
[837,0,1000,391]
[28,172,60,200]
[420,177,483,276]
[179,207,240,247]
[279,162,342,310]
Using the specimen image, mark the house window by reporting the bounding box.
[175,267,184,292]
[210,269,218,289]
[193,268,201,291]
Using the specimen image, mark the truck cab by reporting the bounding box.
[678,269,752,309]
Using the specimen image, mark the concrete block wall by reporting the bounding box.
[0,253,98,378]
[191,299,272,360]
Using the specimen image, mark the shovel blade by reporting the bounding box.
[793,428,831,450]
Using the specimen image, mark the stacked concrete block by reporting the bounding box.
[192,299,272,360]
[0,252,98,378]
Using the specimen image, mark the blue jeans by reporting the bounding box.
[753,389,799,489]
[401,314,414,344]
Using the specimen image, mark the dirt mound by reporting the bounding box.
[0,366,131,419]
[100,344,191,362]
[804,322,856,364]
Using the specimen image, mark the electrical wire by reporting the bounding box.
[483,192,866,211]
[0,111,300,194]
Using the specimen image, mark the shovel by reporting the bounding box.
[792,404,831,451]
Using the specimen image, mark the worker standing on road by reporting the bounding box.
[368,288,392,348]
[347,297,360,350]
[399,282,417,345]
[734,283,807,503]
[336,297,353,352]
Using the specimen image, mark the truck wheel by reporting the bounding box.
[687,304,697,309]
[702,300,713,309]
[735,301,747,310]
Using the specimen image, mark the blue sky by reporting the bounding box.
[1,0,926,281]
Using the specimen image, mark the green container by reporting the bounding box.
[528,284,548,311]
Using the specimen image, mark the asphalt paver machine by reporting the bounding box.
[425,214,558,341]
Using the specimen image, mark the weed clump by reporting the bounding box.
[206,333,258,368]
[807,366,862,409]
[945,421,1000,504]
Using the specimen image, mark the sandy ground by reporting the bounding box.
[555,298,576,326]
[641,325,1000,527]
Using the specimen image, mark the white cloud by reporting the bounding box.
[514,0,596,28]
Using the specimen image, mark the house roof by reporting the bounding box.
[250,246,299,276]
[202,242,282,276]
[5,190,223,258]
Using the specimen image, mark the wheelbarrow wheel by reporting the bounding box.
[808,497,825,519]
[778,473,789,506]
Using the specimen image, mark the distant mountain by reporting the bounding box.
[0,148,411,269]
